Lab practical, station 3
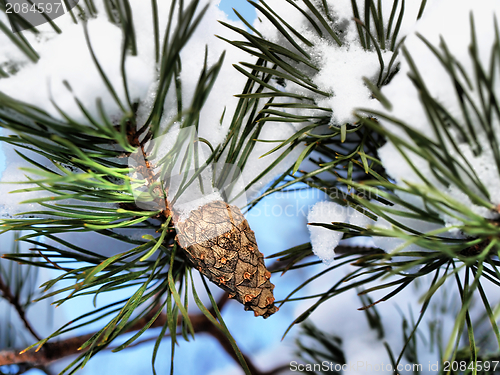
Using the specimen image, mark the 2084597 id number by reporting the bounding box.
[443,360,498,372]
[6,2,62,14]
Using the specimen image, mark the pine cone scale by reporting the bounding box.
[175,201,278,318]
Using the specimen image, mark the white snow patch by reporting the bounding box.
[254,0,427,126]
[374,0,500,226]
[307,201,371,264]
[313,42,393,125]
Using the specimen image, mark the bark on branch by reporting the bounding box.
[0,293,288,375]
[0,275,41,341]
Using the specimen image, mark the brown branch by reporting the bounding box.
[0,304,170,367]
[0,293,289,375]
[0,274,42,341]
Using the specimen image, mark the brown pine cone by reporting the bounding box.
[175,200,278,318]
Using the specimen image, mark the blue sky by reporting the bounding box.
[218,0,256,22]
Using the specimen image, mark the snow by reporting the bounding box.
[127,124,250,227]
[158,1,252,147]
[313,42,394,125]
[307,201,347,264]
[295,261,500,374]
[373,0,500,226]
[306,196,464,265]
[307,201,371,264]
[305,0,500,258]
[253,0,424,126]
[0,0,311,217]
[301,269,455,374]
[5,0,316,256]
[0,4,153,122]
[0,1,248,146]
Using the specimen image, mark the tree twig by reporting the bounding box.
[0,274,42,341]
[0,292,289,375]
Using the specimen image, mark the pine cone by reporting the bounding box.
[175,201,278,318]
